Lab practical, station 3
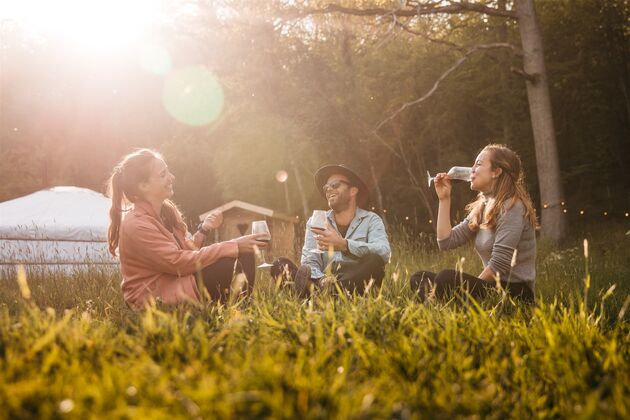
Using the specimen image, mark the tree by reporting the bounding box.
[284,0,567,240]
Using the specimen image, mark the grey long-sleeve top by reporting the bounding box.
[301,208,391,279]
[437,199,536,289]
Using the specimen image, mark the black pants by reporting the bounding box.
[271,254,386,294]
[199,253,255,303]
[410,269,534,302]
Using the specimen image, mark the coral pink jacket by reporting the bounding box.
[118,201,238,308]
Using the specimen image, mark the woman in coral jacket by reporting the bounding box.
[107,149,267,308]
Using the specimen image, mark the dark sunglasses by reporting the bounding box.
[322,180,352,193]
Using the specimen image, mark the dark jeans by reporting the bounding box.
[410,269,534,303]
[199,253,255,303]
[271,254,386,294]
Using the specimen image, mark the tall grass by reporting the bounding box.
[0,224,628,418]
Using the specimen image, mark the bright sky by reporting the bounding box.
[0,1,228,127]
[0,0,168,54]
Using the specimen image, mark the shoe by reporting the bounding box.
[294,265,312,297]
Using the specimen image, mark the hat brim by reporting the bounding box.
[314,164,369,208]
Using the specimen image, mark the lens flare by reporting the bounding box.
[275,170,289,183]
[162,66,224,126]
[139,45,171,75]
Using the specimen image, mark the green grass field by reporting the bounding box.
[1,224,629,419]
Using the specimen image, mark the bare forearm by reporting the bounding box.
[436,198,452,240]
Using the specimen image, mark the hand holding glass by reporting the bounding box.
[251,220,272,268]
[309,210,327,254]
[427,166,473,187]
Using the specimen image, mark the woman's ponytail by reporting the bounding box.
[107,169,124,257]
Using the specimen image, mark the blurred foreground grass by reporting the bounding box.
[0,224,629,418]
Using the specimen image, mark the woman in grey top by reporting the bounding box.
[411,144,538,302]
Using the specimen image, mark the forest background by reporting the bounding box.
[1,0,628,237]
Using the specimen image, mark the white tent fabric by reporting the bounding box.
[0,186,118,272]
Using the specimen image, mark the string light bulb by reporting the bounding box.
[563,209,567,213]
[580,210,584,215]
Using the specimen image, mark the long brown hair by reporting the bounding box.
[466,144,538,231]
[107,149,186,257]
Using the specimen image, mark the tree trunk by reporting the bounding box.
[515,0,566,241]
[290,157,310,219]
[497,0,513,144]
[365,147,387,226]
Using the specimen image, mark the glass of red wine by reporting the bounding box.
[309,210,327,254]
[251,220,272,268]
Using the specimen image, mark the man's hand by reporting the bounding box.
[202,210,223,231]
[311,227,348,252]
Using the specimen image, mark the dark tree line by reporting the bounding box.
[1,0,628,238]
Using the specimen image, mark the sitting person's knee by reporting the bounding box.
[435,269,459,283]
[361,253,385,266]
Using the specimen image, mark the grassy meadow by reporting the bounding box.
[0,224,629,419]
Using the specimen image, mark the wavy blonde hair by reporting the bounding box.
[466,144,538,231]
[106,149,186,257]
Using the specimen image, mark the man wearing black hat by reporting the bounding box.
[272,164,391,296]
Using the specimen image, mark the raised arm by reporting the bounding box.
[434,173,453,240]
[124,221,238,276]
[432,173,475,250]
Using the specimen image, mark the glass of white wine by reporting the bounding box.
[427,166,473,187]
[251,220,272,268]
[309,210,327,254]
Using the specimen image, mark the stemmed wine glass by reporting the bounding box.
[251,220,273,268]
[309,210,327,254]
[427,166,473,187]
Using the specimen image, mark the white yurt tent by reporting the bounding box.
[0,186,118,274]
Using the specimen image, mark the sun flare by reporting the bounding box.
[1,0,164,54]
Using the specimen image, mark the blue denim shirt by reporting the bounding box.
[300,208,391,279]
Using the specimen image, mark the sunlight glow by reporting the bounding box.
[275,170,289,183]
[163,66,224,126]
[1,0,164,53]
[139,45,172,75]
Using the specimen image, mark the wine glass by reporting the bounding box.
[428,166,473,187]
[251,220,272,268]
[309,210,327,254]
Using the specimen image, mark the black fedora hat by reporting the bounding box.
[314,164,369,208]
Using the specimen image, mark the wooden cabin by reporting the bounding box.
[199,200,300,261]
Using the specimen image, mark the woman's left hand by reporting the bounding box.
[202,211,223,230]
